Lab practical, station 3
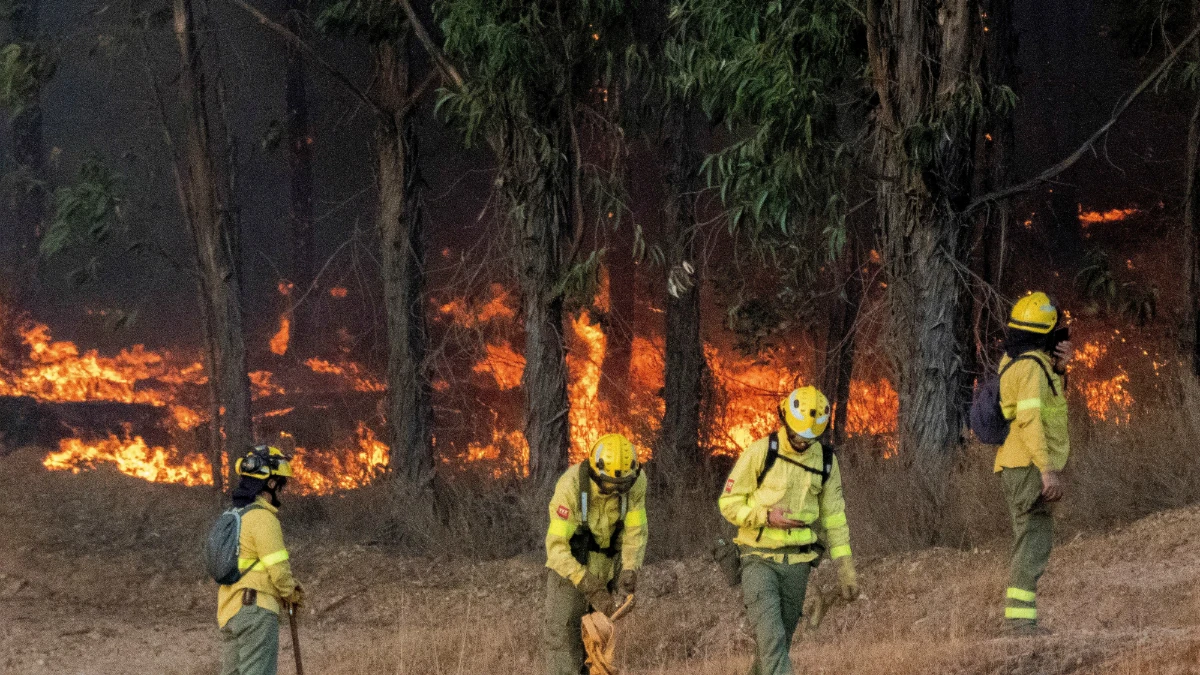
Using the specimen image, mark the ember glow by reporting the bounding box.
[1078,206,1139,226]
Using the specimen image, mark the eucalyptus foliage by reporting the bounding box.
[666,0,863,263]
[435,0,633,303]
[0,41,54,116]
[40,157,123,259]
[316,0,406,44]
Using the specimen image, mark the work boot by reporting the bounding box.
[1002,620,1051,637]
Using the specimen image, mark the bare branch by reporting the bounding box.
[964,22,1200,215]
[395,0,465,90]
[225,0,387,119]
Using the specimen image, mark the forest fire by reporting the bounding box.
[0,286,1152,491]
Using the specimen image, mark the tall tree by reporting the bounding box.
[659,108,705,470]
[437,0,629,485]
[284,0,316,357]
[970,0,1018,367]
[1186,0,1200,376]
[866,0,985,513]
[171,0,254,485]
[316,0,436,484]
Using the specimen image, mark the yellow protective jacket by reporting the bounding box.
[216,496,301,628]
[545,463,648,586]
[718,430,851,564]
[996,350,1069,473]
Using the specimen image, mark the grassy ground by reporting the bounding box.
[6,438,1200,675]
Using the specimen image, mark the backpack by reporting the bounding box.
[204,504,263,585]
[710,433,837,584]
[569,462,629,566]
[969,354,1057,445]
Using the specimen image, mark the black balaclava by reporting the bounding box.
[232,476,268,508]
[1004,326,1055,359]
[262,477,286,507]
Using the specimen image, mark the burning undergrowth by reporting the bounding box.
[0,268,1159,497]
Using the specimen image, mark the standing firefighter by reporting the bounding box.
[218,446,306,675]
[997,292,1072,634]
[544,433,648,675]
[719,386,857,675]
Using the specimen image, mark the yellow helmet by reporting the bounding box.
[588,433,640,492]
[236,445,294,480]
[780,386,831,440]
[1008,291,1058,335]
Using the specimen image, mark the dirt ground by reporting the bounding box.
[4,449,1200,674]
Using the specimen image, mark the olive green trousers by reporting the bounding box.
[544,570,590,675]
[1001,465,1054,626]
[741,555,811,675]
[219,605,280,675]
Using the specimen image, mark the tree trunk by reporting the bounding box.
[375,38,435,484]
[868,0,979,531]
[173,0,253,486]
[285,0,315,357]
[823,247,864,448]
[7,0,45,290]
[599,227,635,419]
[660,108,705,471]
[1187,0,1200,377]
[969,0,1017,371]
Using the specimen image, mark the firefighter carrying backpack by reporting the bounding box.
[713,433,835,586]
[204,503,263,585]
[969,354,1057,445]
[569,462,629,567]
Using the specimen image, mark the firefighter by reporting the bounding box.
[719,385,856,675]
[997,292,1072,635]
[218,445,306,675]
[544,433,648,675]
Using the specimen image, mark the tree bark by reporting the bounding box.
[6,0,45,290]
[599,227,635,419]
[823,247,864,448]
[375,37,435,484]
[868,0,979,530]
[173,0,253,487]
[284,0,315,357]
[969,0,1017,371]
[660,107,705,472]
[1187,0,1200,377]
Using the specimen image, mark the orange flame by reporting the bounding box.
[1078,206,1139,226]
[269,315,291,356]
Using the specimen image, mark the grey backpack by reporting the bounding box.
[204,504,262,585]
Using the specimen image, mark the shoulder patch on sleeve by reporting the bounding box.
[556,504,571,520]
[724,478,735,494]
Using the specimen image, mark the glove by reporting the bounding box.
[288,584,307,609]
[618,570,637,596]
[837,556,859,602]
[577,572,615,616]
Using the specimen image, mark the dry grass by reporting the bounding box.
[8,391,1200,673]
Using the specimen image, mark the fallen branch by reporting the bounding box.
[963,22,1200,215]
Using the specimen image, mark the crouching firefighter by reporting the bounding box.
[718,386,857,675]
[217,446,306,675]
[544,433,648,675]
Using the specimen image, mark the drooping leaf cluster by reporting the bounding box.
[666,0,864,262]
[316,0,407,44]
[40,157,123,259]
[435,0,633,306]
[0,41,55,116]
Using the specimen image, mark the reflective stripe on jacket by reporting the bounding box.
[718,430,851,564]
[216,495,301,628]
[996,350,1069,473]
[545,463,648,585]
